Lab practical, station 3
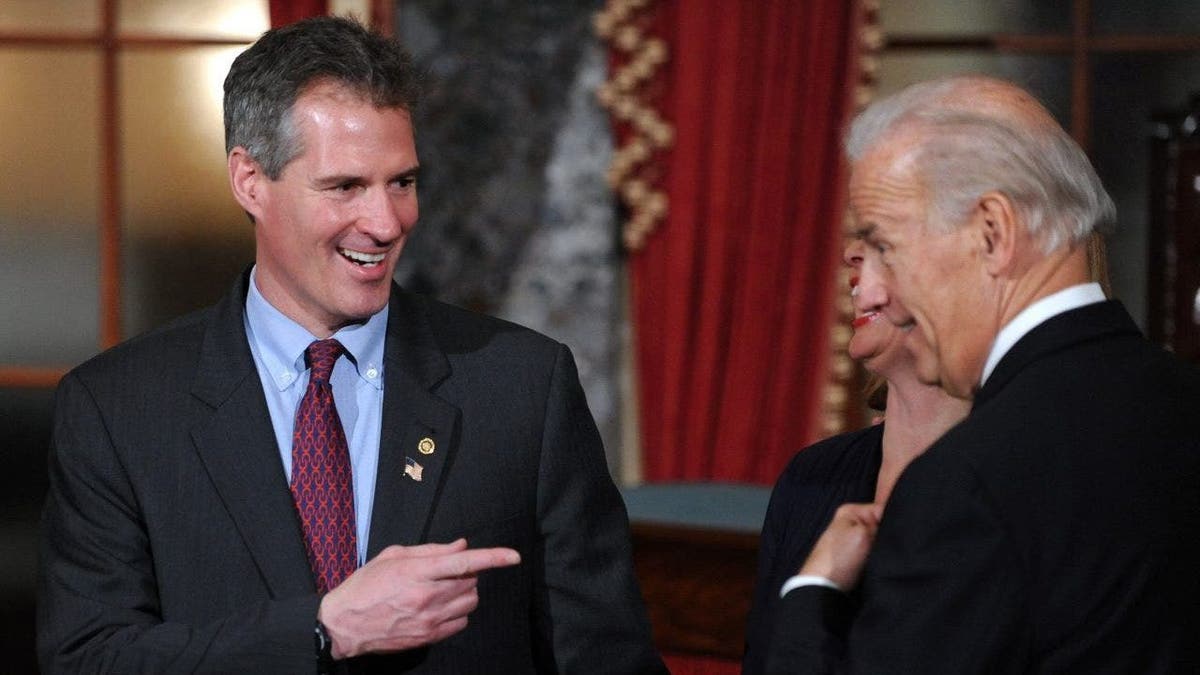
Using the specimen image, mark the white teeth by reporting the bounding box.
[339,248,386,265]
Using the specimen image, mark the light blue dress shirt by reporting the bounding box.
[243,267,385,566]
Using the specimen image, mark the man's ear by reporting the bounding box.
[228,147,265,221]
[974,191,1020,276]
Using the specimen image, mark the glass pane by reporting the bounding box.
[118,0,268,39]
[0,0,100,32]
[120,47,256,337]
[875,52,1072,127]
[0,49,100,367]
[1093,0,1200,35]
[1090,54,1200,331]
[879,0,1070,37]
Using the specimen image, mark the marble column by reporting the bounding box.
[393,1,627,474]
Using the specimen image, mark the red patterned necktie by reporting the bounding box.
[291,339,357,593]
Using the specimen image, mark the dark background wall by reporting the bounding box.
[1,389,54,672]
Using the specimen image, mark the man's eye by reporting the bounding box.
[867,241,894,266]
[392,176,417,189]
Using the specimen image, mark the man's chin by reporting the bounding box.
[332,295,391,328]
[915,360,942,387]
[932,368,979,400]
[353,300,390,322]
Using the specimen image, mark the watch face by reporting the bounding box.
[315,620,333,662]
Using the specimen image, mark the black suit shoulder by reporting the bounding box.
[914,302,1200,514]
[54,302,225,473]
[867,301,1200,672]
[67,304,212,387]
[400,290,563,359]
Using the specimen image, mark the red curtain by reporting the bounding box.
[662,652,745,675]
[268,0,328,27]
[634,0,862,485]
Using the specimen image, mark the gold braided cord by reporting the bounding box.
[594,0,673,251]
[821,0,881,439]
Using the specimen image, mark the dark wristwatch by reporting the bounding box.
[314,620,334,673]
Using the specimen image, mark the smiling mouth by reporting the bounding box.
[339,247,386,267]
[851,312,877,329]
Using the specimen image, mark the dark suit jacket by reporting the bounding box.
[768,300,1200,673]
[38,272,665,674]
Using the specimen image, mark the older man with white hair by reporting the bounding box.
[767,75,1200,673]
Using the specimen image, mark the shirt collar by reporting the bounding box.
[980,282,1105,386]
[245,266,388,392]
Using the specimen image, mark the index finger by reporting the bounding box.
[427,547,521,579]
[373,538,469,562]
[833,502,882,525]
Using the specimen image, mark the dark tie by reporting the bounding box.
[291,339,357,593]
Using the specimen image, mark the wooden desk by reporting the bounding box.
[621,483,770,659]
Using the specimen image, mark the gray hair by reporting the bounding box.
[846,77,1115,252]
[224,15,421,179]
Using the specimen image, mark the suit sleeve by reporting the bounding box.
[37,372,319,674]
[765,585,856,674]
[766,452,1029,674]
[531,344,666,674]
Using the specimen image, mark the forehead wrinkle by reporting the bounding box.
[851,152,927,238]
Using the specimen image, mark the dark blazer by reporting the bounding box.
[38,272,665,674]
[743,424,881,674]
[768,300,1200,673]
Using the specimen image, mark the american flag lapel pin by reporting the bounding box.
[404,456,424,482]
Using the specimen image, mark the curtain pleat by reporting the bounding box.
[634,0,861,484]
[268,0,328,28]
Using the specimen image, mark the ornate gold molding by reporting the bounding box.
[821,0,881,438]
[594,0,673,251]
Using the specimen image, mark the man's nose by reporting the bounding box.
[842,238,865,268]
[854,276,889,313]
[362,188,417,240]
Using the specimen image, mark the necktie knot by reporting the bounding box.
[305,339,344,384]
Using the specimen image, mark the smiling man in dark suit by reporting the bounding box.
[38,16,663,674]
[767,75,1200,673]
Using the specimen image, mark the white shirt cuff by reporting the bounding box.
[780,574,843,598]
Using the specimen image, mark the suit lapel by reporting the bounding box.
[189,271,315,598]
[367,288,460,556]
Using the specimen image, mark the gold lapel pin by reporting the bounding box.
[418,437,435,455]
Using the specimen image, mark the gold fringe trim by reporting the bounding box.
[821,0,881,438]
[594,0,673,251]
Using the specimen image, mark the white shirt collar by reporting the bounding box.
[980,282,1106,386]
